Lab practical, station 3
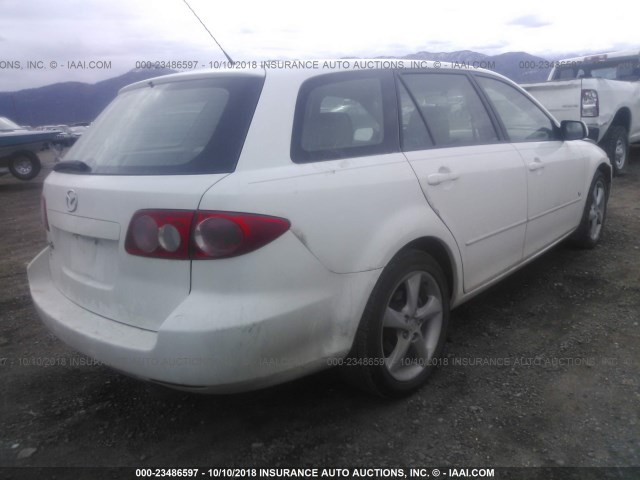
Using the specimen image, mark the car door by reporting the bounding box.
[474,75,587,258]
[398,71,528,292]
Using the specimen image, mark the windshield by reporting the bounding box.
[0,117,21,131]
[64,75,264,175]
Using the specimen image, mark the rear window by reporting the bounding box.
[65,76,264,175]
[553,59,640,81]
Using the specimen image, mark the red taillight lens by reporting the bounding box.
[125,210,290,260]
[125,210,194,259]
[192,212,290,259]
[41,195,49,231]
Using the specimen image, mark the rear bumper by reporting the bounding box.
[27,246,380,393]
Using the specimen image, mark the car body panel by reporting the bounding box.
[516,140,588,257]
[404,143,527,292]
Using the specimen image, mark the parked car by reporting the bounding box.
[0,116,59,180]
[521,50,640,175]
[28,63,611,396]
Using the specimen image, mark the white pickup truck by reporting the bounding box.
[522,50,640,175]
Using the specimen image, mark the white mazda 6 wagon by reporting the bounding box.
[27,62,611,396]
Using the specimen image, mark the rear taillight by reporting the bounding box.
[125,210,194,259]
[192,212,290,259]
[125,210,290,260]
[581,89,599,117]
[41,195,49,231]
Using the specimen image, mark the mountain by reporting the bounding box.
[490,52,552,83]
[404,50,492,63]
[0,68,174,127]
[401,50,551,82]
[0,50,554,126]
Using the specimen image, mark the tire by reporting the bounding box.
[8,151,41,181]
[600,126,628,176]
[343,250,450,397]
[569,171,609,249]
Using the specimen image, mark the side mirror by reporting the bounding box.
[561,120,588,140]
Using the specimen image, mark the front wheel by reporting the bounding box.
[8,151,41,181]
[569,171,609,249]
[600,126,628,176]
[344,250,450,397]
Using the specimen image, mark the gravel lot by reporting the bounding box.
[1,148,639,475]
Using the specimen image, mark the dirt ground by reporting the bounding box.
[1,147,639,474]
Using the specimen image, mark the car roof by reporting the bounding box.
[119,59,509,94]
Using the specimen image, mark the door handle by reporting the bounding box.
[528,159,545,171]
[427,172,459,185]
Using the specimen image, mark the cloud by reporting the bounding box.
[508,15,551,28]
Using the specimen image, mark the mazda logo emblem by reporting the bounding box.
[66,190,78,212]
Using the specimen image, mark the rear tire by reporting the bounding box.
[343,250,450,397]
[8,151,41,181]
[569,171,608,249]
[600,126,628,176]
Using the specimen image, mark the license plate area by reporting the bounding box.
[55,229,118,286]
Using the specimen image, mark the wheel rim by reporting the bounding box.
[614,138,626,170]
[382,270,443,382]
[13,157,33,176]
[588,179,606,241]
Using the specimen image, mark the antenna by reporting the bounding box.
[182,0,234,65]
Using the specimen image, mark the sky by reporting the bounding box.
[0,0,638,91]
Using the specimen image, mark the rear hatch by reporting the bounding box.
[43,71,264,331]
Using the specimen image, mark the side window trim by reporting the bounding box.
[466,73,509,142]
[290,70,400,164]
[394,73,436,147]
[469,74,509,140]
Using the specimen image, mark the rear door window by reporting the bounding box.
[400,73,498,148]
[65,76,264,175]
[291,71,398,162]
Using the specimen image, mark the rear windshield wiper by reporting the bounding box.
[53,160,92,173]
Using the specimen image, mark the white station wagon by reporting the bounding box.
[28,62,611,396]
